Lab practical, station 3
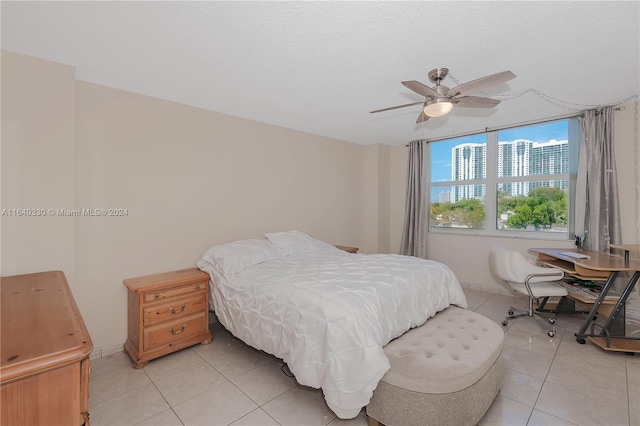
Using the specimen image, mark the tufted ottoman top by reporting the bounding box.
[381,306,504,394]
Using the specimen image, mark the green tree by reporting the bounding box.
[432,187,566,230]
[497,189,519,213]
[507,204,532,229]
[430,198,485,228]
[454,198,485,228]
[500,186,567,230]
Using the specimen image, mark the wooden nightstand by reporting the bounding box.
[335,245,359,253]
[123,268,213,368]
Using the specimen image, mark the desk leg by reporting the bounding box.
[575,271,618,343]
[599,271,640,336]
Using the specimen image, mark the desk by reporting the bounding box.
[609,244,640,264]
[529,248,640,354]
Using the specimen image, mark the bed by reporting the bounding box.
[197,230,467,419]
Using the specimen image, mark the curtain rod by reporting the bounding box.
[414,113,578,144]
[410,107,625,145]
[594,106,625,115]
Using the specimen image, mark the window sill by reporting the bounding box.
[428,227,571,242]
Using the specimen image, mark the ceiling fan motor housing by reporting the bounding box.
[435,84,450,97]
[428,67,449,84]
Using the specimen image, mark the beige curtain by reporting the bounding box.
[400,140,428,258]
[579,106,622,252]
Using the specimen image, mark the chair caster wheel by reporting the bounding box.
[508,310,514,316]
[576,338,586,344]
[548,331,555,337]
[502,320,508,327]
[549,318,555,324]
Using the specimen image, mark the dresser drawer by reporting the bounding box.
[143,312,207,351]
[143,281,207,303]
[143,295,206,327]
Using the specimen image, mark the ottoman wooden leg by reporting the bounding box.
[368,416,382,426]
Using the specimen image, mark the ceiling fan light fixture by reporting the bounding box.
[423,98,453,117]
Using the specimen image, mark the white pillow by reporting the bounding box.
[265,230,340,256]
[197,238,281,280]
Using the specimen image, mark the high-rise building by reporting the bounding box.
[526,139,568,192]
[450,139,568,202]
[438,190,451,203]
[450,143,486,202]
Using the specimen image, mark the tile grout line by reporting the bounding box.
[486,292,582,425]
[191,344,285,425]
[524,323,567,425]
[141,365,187,426]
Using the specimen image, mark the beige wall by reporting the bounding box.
[362,144,392,254]
[615,101,640,245]
[2,51,368,353]
[1,51,77,283]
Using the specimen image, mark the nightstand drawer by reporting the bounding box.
[143,312,207,351]
[143,295,206,327]
[143,281,207,303]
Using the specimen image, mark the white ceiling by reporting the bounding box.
[2,1,639,146]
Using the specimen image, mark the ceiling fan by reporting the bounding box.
[370,68,516,123]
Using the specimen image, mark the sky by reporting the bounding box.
[429,119,570,201]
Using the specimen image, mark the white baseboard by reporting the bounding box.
[90,341,125,360]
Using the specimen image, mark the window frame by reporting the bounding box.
[427,116,580,240]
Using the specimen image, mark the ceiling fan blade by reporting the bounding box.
[453,96,501,108]
[447,71,515,97]
[416,110,430,123]
[402,80,440,98]
[370,101,423,114]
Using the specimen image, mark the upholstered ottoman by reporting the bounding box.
[367,306,504,426]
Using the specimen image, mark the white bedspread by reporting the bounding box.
[204,251,467,419]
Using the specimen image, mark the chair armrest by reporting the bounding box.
[525,272,565,285]
[515,256,564,282]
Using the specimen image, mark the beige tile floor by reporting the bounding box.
[89,288,640,425]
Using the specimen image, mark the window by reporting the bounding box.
[429,118,579,237]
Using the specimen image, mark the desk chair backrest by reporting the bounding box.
[490,246,564,286]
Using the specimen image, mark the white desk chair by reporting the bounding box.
[489,246,567,337]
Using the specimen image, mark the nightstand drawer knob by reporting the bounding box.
[169,304,187,314]
[169,324,187,335]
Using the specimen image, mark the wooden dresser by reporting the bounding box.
[1,270,93,425]
[123,268,212,368]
